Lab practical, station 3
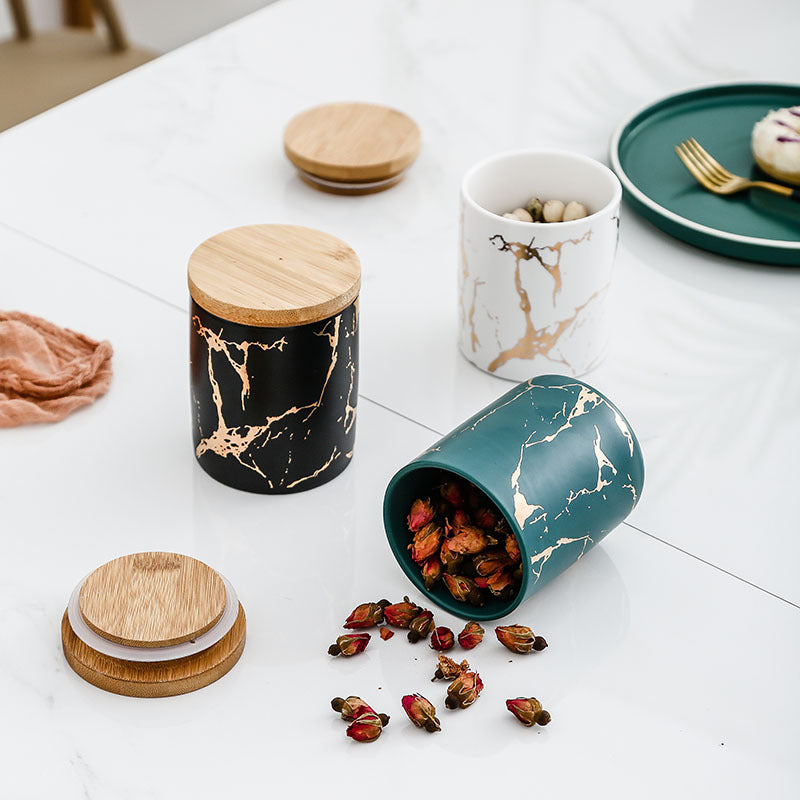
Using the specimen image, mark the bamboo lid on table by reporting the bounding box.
[61,552,246,698]
[188,224,361,327]
[78,552,226,647]
[283,102,420,194]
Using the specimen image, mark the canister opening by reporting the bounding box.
[384,464,527,621]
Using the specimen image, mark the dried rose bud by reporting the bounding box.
[446,524,497,555]
[346,712,383,742]
[331,695,374,721]
[407,609,435,643]
[431,653,469,681]
[401,693,441,732]
[473,507,498,529]
[430,626,455,651]
[505,532,521,563]
[533,635,548,651]
[536,709,552,725]
[383,596,420,628]
[440,480,466,508]
[495,625,537,654]
[487,569,516,597]
[457,621,485,649]
[344,602,385,629]
[380,627,394,641]
[409,522,443,564]
[445,670,483,709]
[440,539,464,574]
[473,551,513,577]
[495,516,510,535]
[443,573,483,605]
[328,632,370,657]
[452,509,471,528]
[467,485,484,510]
[505,697,551,727]
[407,497,435,532]
[435,497,451,517]
[421,555,442,590]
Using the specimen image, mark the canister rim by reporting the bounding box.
[188,224,361,327]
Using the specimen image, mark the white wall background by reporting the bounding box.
[0,0,275,53]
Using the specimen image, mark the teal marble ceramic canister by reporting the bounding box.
[383,375,644,620]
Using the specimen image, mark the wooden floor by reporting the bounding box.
[0,29,153,132]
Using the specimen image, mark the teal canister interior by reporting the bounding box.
[383,375,645,620]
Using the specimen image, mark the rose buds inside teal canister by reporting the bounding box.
[383,375,644,620]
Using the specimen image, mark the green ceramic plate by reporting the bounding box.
[610,83,800,266]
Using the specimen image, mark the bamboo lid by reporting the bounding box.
[62,552,247,697]
[79,552,226,648]
[284,102,420,186]
[188,224,361,327]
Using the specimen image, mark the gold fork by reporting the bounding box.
[675,138,800,202]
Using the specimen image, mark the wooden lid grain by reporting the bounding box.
[284,102,420,183]
[78,552,227,648]
[188,224,361,327]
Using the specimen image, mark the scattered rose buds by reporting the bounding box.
[446,524,497,555]
[457,621,485,650]
[443,573,483,605]
[409,522,443,563]
[487,569,516,597]
[440,481,465,508]
[331,696,389,726]
[505,533,521,563]
[445,671,484,709]
[384,596,421,628]
[328,632,370,657]
[407,497,435,532]
[431,653,469,681]
[506,697,551,727]
[473,551,512,577]
[439,539,464,575]
[346,712,384,743]
[430,626,455,651]
[495,625,547,654]
[402,694,441,732]
[408,609,435,643]
[380,627,394,641]
[344,602,386,629]
[404,473,523,605]
[421,556,442,590]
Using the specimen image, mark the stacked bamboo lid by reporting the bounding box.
[61,552,246,697]
[284,102,420,194]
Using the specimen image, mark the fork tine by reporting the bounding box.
[675,143,717,190]
[680,142,720,189]
[687,138,733,181]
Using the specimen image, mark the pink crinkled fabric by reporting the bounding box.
[0,310,113,428]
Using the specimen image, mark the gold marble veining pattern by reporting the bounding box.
[192,306,357,487]
[529,534,594,583]
[554,425,617,521]
[511,431,547,528]
[484,233,600,374]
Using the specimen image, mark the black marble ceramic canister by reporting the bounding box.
[187,224,360,493]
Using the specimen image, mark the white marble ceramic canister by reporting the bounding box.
[459,150,622,380]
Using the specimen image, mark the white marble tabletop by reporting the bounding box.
[1,0,799,797]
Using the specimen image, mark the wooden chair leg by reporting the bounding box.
[91,0,128,51]
[9,0,32,40]
[64,0,95,28]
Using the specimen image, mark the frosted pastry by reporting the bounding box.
[751,106,800,185]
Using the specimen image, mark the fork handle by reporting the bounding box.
[752,181,800,202]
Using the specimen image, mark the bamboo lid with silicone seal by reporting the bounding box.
[283,102,421,194]
[61,552,246,697]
